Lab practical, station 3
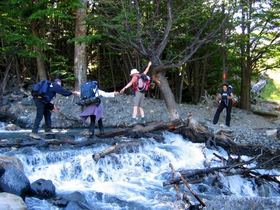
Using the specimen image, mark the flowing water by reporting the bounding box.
[1,124,280,210]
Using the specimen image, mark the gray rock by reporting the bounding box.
[30,179,56,198]
[0,192,27,210]
[0,167,30,198]
[0,155,24,171]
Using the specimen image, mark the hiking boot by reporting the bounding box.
[29,132,41,140]
[45,130,54,135]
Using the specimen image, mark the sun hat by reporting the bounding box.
[130,69,139,76]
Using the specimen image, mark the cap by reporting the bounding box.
[130,69,139,76]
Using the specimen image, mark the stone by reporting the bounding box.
[0,192,27,210]
[30,179,56,199]
[4,123,18,131]
[0,155,24,171]
[0,167,30,198]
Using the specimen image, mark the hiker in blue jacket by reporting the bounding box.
[30,79,78,139]
[213,83,233,127]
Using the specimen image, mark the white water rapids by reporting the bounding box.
[1,124,280,209]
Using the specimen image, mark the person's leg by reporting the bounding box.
[32,99,45,134]
[138,93,145,118]
[213,103,225,125]
[89,115,96,135]
[44,108,52,132]
[98,118,104,134]
[132,92,142,119]
[225,103,232,127]
[132,106,138,119]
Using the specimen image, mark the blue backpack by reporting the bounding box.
[80,81,98,100]
[31,80,50,98]
[77,81,100,106]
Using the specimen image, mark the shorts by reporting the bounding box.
[133,91,144,107]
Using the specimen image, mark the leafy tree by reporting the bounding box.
[92,0,231,120]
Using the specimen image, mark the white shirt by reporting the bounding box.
[95,89,115,98]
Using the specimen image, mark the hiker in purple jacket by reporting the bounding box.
[79,88,118,137]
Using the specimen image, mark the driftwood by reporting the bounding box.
[0,136,96,148]
[92,140,142,161]
[164,153,280,189]
[169,163,206,207]
[251,108,279,118]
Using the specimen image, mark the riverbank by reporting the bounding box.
[0,92,279,148]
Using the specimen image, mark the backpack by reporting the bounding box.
[77,81,100,106]
[31,80,50,98]
[80,81,98,100]
[137,74,151,92]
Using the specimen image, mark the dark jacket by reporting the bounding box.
[40,82,72,103]
[220,89,232,106]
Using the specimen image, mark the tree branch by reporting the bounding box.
[156,0,173,57]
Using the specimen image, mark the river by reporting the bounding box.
[1,123,280,210]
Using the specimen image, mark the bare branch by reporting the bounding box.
[133,0,148,57]
[156,0,173,57]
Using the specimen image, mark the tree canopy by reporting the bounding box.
[0,0,279,117]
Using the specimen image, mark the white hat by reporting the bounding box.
[130,69,139,76]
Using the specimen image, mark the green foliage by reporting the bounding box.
[49,55,74,81]
[260,78,280,102]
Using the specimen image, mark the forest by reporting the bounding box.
[0,0,279,119]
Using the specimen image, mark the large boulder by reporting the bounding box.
[0,192,27,210]
[30,179,56,199]
[0,155,24,171]
[0,167,30,198]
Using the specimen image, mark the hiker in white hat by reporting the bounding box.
[120,61,152,124]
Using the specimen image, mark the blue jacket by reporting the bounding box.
[42,82,72,103]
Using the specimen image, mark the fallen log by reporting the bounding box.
[92,140,142,161]
[169,163,181,200]
[251,108,279,118]
[98,120,182,138]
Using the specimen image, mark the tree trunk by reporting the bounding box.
[156,71,180,121]
[32,23,47,81]
[193,61,200,104]
[240,0,251,110]
[74,0,88,90]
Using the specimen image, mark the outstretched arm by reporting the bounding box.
[120,80,134,94]
[143,61,152,75]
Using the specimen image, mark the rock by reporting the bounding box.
[266,129,277,137]
[0,192,27,210]
[65,201,91,210]
[0,155,24,171]
[52,191,92,209]
[4,123,18,131]
[0,167,30,198]
[30,179,56,199]
[20,97,33,106]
